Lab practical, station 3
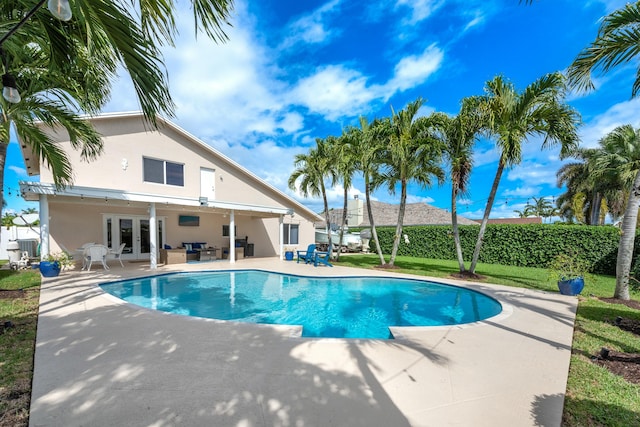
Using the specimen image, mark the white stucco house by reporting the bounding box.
[18,112,321,269]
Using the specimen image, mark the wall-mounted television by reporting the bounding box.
[178,215,200,227]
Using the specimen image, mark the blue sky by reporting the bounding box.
[5,0,638,219]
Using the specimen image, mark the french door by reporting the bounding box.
[104,215,165,260]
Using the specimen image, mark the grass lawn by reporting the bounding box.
[1,255,639,426]
[336,254,640,427]
[0,268,40,427]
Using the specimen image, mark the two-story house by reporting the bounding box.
[18,112,320,268]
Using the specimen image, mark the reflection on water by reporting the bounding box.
[101,271,502,339]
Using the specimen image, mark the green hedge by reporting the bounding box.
[369,224,625,275]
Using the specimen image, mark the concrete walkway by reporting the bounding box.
[29,258,577,427]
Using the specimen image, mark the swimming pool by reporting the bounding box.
[100,270,502,339]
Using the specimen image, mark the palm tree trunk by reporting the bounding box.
[451,184,466,273]
[614,170,640,300]
[365,177,385,265]
[389,179,407,266]
[0,141,7,238]
[321,181,332,248]
[336,187,349,261]
[590,193,602,225]
[470,157,505,274]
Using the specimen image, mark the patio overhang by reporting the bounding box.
[19,181,294,218]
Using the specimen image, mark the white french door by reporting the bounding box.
[104,215,165,260]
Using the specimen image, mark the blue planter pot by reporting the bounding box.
[558,277,584,296]
[285,251,294,261]
[39,261,61,277]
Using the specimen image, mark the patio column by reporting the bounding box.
[229,210,235,263]
[39,194,49,259]
[149,202,157,270]
[279,215,284,260]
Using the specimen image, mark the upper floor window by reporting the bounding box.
[143,157,184,186]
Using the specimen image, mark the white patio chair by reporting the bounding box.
[83,245,110,271]
[107,243,126,268]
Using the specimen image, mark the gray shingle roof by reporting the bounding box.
[320,201,477,227]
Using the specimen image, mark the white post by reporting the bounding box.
[279,215,284,260]
[229,210,236,263]
[39,194,49,259]
[149,202,157,270]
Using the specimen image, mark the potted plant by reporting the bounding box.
[547,250,591,296]
[39,251,73,277]
[284,246,295,261]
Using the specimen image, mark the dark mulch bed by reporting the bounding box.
[593,350,640,385]
[0,289,25,299]
[592,297,640,384]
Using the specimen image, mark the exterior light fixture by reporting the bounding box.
[2,73,20,103]
[48,0,73,21]
[0,0,73,103]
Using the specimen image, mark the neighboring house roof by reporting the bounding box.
[319,200,477,228]
[473,217,543,225]
[19,111,322,222]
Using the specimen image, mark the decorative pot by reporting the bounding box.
[284,251,294,261]
[558,277,584,296]
[39,261,61,277]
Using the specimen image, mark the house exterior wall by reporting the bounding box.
[31,113,320,261]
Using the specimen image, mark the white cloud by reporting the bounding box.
[506,161,560,187]
[280,0,342,49]
[406,194,435,204]
[384,44,444,94]
[579,97,640,148]
[290,65,380,120]
[8,165,27,177]
[502,186,543,198]
[395,0,445,25]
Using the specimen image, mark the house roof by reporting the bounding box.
[321,200,478,228]
[19,112,322,221]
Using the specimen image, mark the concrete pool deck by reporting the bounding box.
[29,257,577,427]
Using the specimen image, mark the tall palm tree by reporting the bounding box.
[0,40,105,225]
[288,137,336,248]
[468,73,580,274]
[351,116,387,265]
[332,131,358,261]
[568,2,640,99]
[592,125,640,300]
[381,98,445,267]
[434,98,483,273]
[1,0,234,125]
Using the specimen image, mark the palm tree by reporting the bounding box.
[381,98,445,267]
[435,98,483,274]
[468,73,580,275]
[332,131,358,261]
[592,125,640,300]
[567,2,640,99]
[288,137,336,248]
[351,116,387,265]
[0,41,105,225]
[0,0,234,125]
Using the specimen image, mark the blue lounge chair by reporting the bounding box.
[297,244,316,264]
[314,244,333,267]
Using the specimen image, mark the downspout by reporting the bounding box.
[229,210,235,263]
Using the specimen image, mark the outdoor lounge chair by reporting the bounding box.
[107,243,126,267]
[314,244,333,267]
[296,244,316,264]
[83,244,110,271]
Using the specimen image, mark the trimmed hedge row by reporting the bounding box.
[367,224,625,275]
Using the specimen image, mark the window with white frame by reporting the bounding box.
[143,157,184,186]
[283,224,299,245]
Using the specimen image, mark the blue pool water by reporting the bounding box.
[100,270,502,339]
